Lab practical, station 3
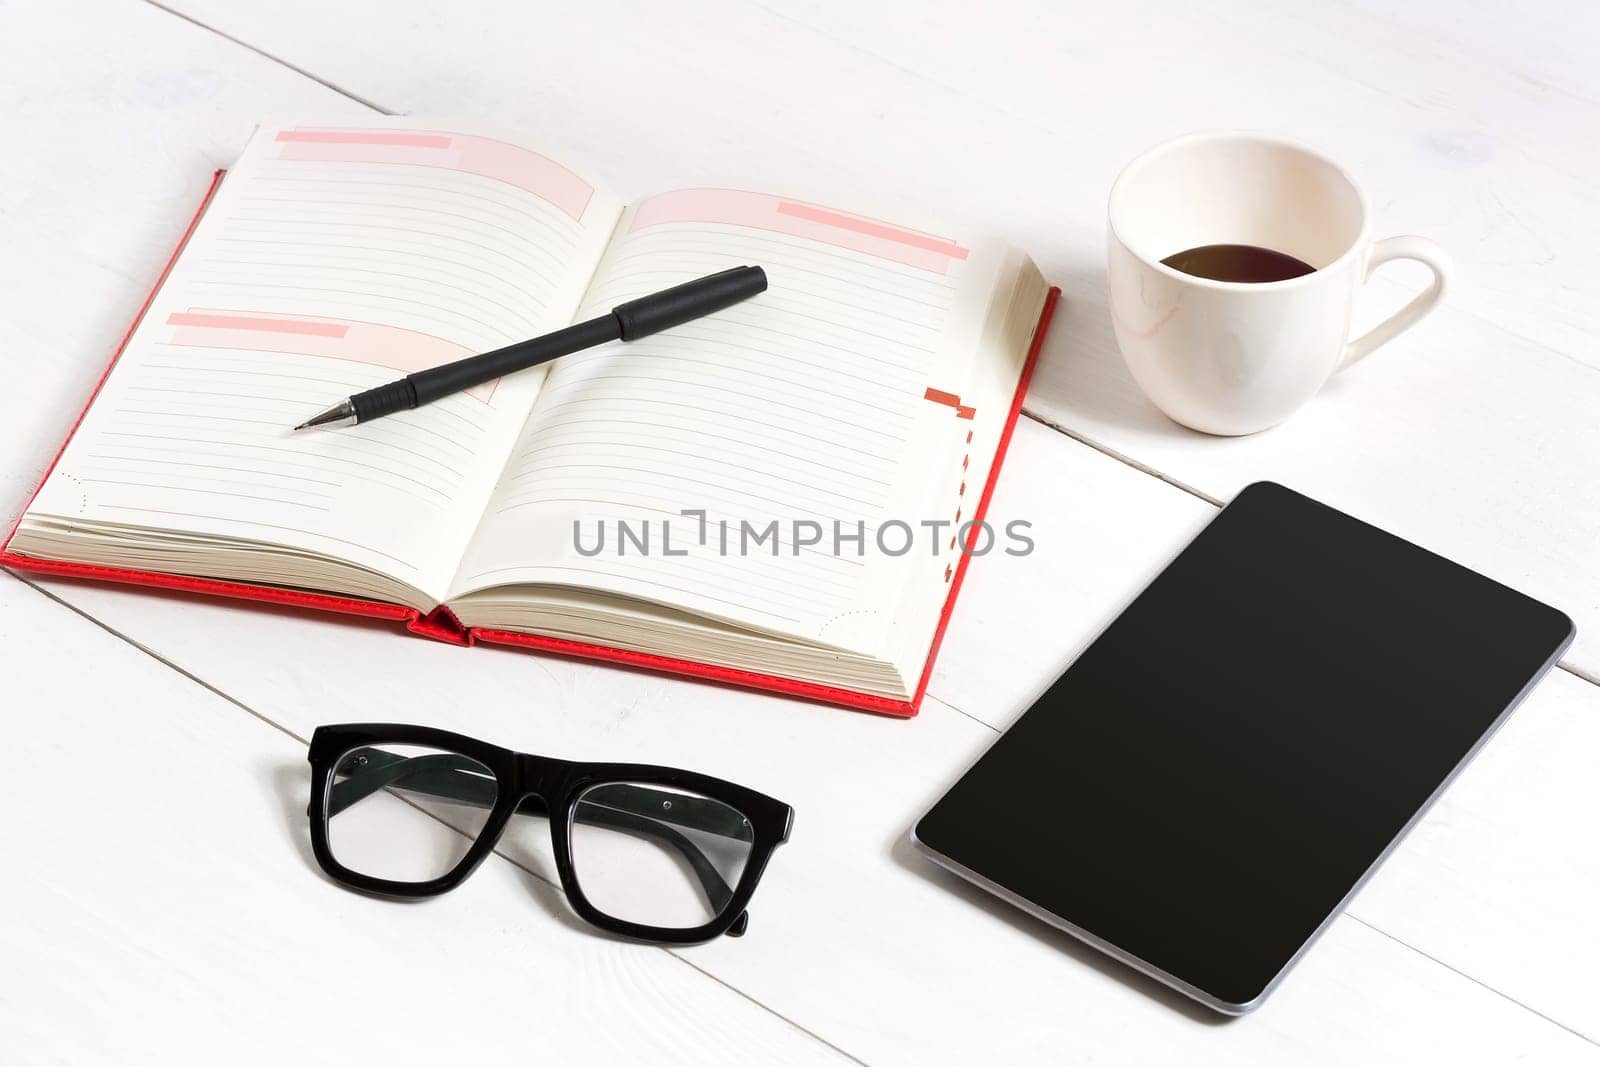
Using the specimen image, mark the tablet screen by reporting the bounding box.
[915,482,1572,1012]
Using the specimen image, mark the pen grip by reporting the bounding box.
[350,378,419,422]
[408,315,622,406]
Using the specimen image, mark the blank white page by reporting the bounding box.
[452,188,1017,650]
[20,120,622,603]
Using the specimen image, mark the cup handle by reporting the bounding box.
[1339,235,1453,370]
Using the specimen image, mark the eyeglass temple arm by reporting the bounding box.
[322,749,748,935]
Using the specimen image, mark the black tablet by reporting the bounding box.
[913,482,1573,1014]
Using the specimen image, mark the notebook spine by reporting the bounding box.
[405,605,474,646]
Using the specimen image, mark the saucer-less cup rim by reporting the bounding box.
[1107,131,1372,293]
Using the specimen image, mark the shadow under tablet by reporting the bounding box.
[913,481,1574,1014]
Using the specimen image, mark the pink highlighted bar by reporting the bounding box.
[776,201,968,260]
[167,312,348,338]
[163,309,493,401]
[273,127,595,221]
[630,189,969,274]
[277,130,452,149]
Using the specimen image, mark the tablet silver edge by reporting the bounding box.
[910,618,1575,1016]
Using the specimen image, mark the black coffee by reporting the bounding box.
[1160,243,1316,283]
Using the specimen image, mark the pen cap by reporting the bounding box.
[612,266,767,340]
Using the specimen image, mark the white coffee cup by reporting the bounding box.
[1106,132,1451,436]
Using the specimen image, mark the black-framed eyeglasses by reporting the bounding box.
[306,724,794,944]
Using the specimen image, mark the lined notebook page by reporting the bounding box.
[22,121,622,603]
[452,188,1013,648]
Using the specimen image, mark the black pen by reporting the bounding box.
[294,265,767,430]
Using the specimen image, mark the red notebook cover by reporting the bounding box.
[1,169,1060,717]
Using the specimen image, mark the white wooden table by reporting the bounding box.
[3,1,1598,1062]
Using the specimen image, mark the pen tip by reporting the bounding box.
[294,398,359,431]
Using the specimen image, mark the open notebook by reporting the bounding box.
[3,120,1057,715]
